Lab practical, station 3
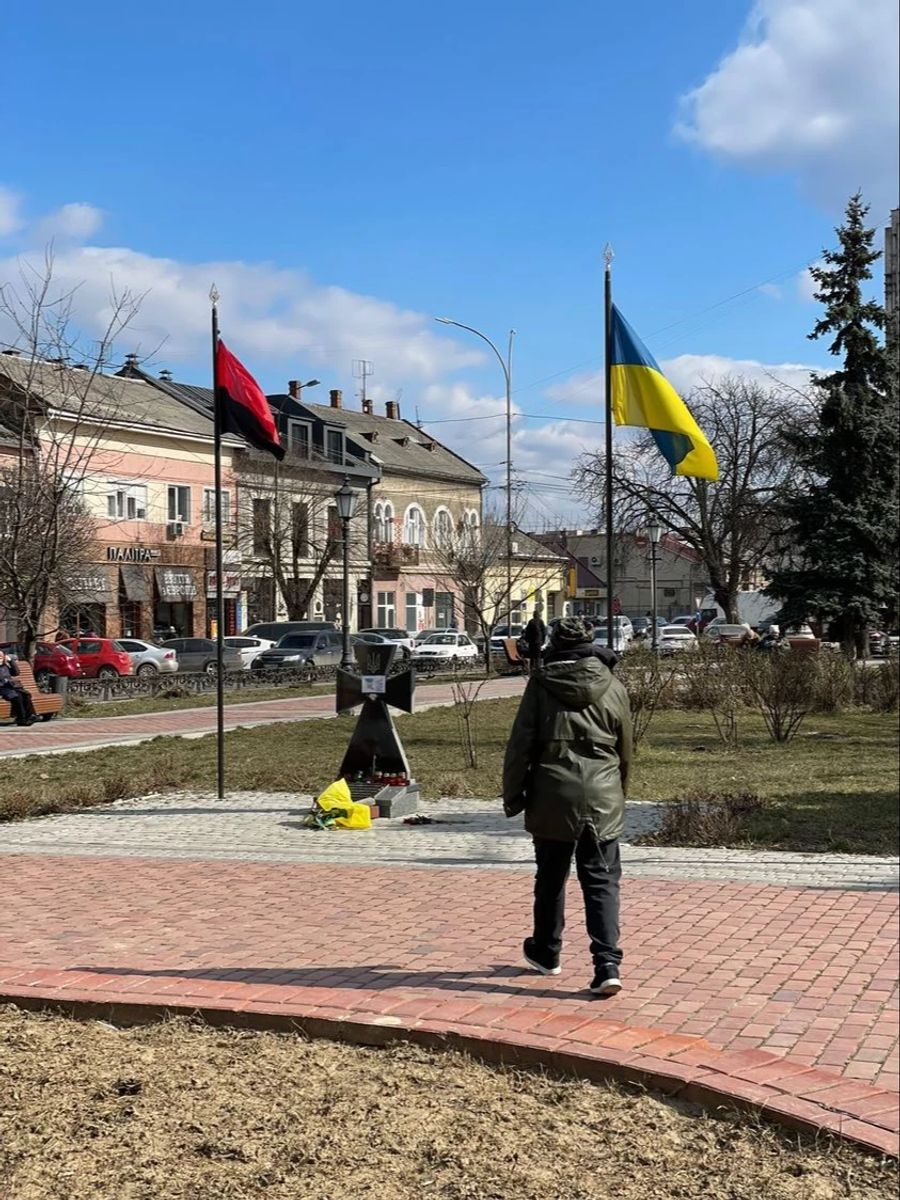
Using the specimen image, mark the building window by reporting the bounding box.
[435,591,454,627]
[107,482,147,521]
[462,509,479,550]
[325,429,344,464]
[433,508,453,550]
[252,498,271,555]
[288,421,311,457]
[374,501,393,543]
[405,591,418,632]
[167,485,191,524]
[202,488,231,526]
[292,502,310,556]
[403,505,426,547]
[377,590,396,626]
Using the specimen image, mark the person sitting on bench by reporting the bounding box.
[0,650,38,726]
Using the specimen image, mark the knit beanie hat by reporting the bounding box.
[549,616,594,651]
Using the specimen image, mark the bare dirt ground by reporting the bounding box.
[0,1007,895,1200]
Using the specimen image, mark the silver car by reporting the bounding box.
[159,637,244,674]
[118,637,180,677]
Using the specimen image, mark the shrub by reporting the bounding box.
[741,652,817,743]
[678,644,747,745]
[811,651,857,713]
[638,789,764,848]
[615,647,678,750]
[864,657,900,713]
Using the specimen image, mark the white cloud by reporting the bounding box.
[0,187,23,237]
[36,202,105,242]
[661,352,813,394]
[0,240,482,386]
[676,0,900,209]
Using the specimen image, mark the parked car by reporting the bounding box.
[117,637,179,677]
[253,631,343,672]
[57,637,135,679]
[669,615,696,628]
[657,625,698,656]
[590,619,630,655]
[159,637,244,674]
[702,621,757,644]
[413,627,455,644]
[242,621,336,641]
[0,641,83,688]
[629,616,668,639]
[488,624,525,654]
[357,627,416,653]
[412,632,479,666]
[223,635,275,669]
[352,631,412,660]
[871,630,900,657]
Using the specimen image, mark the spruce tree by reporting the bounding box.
[768,194,899,656]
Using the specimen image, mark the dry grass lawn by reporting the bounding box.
[0,1008,895,1200]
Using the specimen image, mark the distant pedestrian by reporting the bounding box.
[522,607,546,671]
[502,616,633,996]
[0,650,38,726]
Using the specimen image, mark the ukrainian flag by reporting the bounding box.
[610,306,718,481]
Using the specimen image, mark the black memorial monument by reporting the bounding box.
[335,641,420,818]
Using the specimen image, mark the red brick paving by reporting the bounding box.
[0,676,524,757]
[0,854,897,1154]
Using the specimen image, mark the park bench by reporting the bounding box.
[0,660,64,723]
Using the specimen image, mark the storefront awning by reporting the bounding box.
[155,566,199,603]
[120,565,150,603]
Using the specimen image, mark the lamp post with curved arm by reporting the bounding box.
[435,317,516,621]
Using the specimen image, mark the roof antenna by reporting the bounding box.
[352,358,374,414]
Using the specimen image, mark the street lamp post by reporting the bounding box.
[436,317,516,620]
[648,520,662,652]
[335,476,356,670]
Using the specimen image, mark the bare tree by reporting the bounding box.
[0,253,142,658]
[576,378,805,621]
[236,452,353,621]
[430,506,567,671]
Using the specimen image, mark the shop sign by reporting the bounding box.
[155,566,198,603]
[107,546,160,563]
[206,570,242,599]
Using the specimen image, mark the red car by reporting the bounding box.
[58,637,134,679]
[0,641,83,688]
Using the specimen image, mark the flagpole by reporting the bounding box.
[603,245,615,651]
[210,284,226,800]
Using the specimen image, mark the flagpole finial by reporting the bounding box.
[603,244,614,268]
[209,283,220,306]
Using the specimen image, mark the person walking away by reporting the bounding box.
[523,607,547,671]
[502,617,632,995]
[0,651,38,726]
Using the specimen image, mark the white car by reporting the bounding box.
[357,627,417,653]
[657,625,698,655]
[703,621,756,643]
[591,616,632,654]
[223,635,275,669]
[117,637,179,676]
[412,632,480,665]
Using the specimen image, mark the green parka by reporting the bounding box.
[502,657,633,842]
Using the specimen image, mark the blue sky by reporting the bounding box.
[3,0,897,519]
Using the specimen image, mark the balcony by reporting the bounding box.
[373,542,420,570]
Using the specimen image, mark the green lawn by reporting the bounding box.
[3,701,897,854]
[65,683,320,719]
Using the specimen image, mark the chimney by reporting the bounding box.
[159,369,173,383]
[361,396,373,416]
[288,379,300,398]
[329,388,343,409]
[124,353,139,369]
[386,400,401,420]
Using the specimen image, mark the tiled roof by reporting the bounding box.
[299,401,486,485]
[0,355,218,441]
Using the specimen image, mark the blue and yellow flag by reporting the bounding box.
[610,306,718,481]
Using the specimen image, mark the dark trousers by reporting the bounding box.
[2,688,36,724]
[532,830,622,967]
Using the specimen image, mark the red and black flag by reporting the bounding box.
[215,340,284,459]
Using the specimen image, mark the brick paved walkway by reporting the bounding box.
[1,797,897,1153]
[0,676,524,758]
